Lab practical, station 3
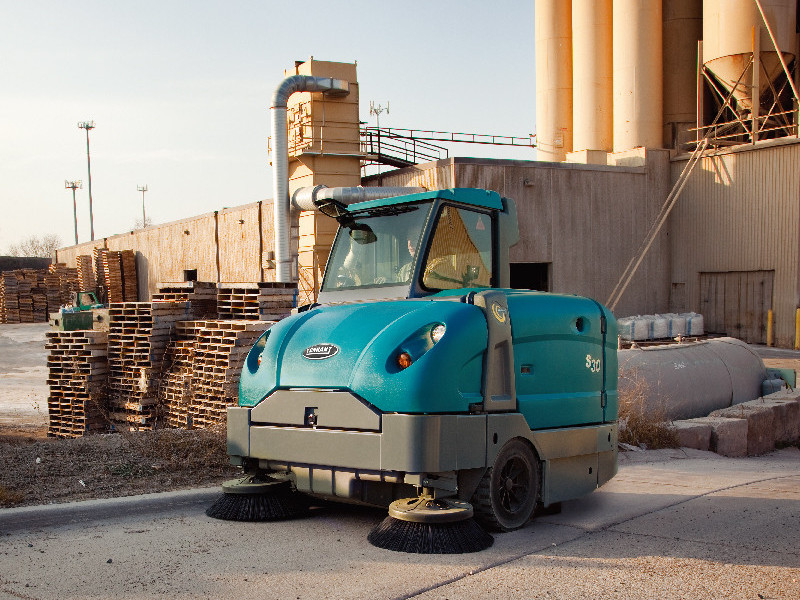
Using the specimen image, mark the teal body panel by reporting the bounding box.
[240,289,618,430]
[240,299,487,414]
[347,188,504,212]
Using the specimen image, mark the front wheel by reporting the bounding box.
[472,438,540,532]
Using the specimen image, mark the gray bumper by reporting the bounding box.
[228,405,488,473]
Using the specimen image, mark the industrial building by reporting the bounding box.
[54,1,800,348]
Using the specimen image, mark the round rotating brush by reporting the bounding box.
[205,476,309,522]
[368,497,493,554]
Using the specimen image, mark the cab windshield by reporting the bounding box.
[321,202,431,291]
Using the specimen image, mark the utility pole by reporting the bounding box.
[137,184,148,227]
[78,121,95,240]
[64,180,82,245]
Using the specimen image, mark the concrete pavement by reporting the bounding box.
[1,447,798,599]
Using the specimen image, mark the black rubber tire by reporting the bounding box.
[472,438,540,532]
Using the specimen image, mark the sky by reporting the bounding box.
[0,0,535,251]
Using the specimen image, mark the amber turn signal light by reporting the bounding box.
[397,351,413,369]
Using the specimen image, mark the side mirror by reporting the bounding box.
[349,224,377,245]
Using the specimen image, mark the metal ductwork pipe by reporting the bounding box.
[271,75,350,283]
[291,185,427,212]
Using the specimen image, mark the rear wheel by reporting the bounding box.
[472,438,539,532]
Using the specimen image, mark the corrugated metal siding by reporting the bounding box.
[670,141,800,347]
[368,155,672,317]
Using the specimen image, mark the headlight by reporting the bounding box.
[430,323,446,343]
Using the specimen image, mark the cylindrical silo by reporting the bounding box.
[535,0,573,162]
[703,0,796,112]
[613,0,664,152]
[662,0,703,149]
[572,0,613,153]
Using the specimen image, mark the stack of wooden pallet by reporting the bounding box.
[16,277,33,323]
[158,321,201,428]
[44,272,62,313]
[48,263,80,306]
[120,250,138,301]
[100,250,125,303]
[76,255,97,292]
[45,330,109,438]
[217,282,296,321]
[93,248,105,301]
[107,301,192,430]
[32,285,47,322]
[0,272,19,323]
[190,320,269,428]
[153,281,218,319]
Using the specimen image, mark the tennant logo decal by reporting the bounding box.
[302,344,340,360]
[491,302,508,324]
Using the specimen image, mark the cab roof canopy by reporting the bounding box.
[347,188,504,212]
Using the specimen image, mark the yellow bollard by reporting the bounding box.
[766,309,774,347]
[795,308,800,350]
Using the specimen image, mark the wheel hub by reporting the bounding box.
[388,497,474,524]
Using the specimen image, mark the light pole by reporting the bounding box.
[137,184,148,227]
[65,180,82,245]
[78,121,95,240]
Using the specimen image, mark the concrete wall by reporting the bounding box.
[670,139,800,347]
[365,154,672,317]
[54,201,277,300]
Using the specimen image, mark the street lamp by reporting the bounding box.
[78,121,95,240]
[137,184,148,228]
[64,180,82,245]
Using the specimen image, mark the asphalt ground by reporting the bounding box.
[1,447,798,600]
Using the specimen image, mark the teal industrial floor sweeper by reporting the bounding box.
[208,188,618,554]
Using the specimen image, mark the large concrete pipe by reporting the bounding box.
[703,0,796,111]
[662,0,703,149]
[571,0,613,153]
[535,0,573,162]
[271,75,350,283]
[618,337,768,420]
[613,0,664,152]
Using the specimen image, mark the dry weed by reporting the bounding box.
[618,371,680,449]
[0,485,24,507]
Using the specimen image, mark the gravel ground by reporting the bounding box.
[0,424,239,508]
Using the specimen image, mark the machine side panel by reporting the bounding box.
[227,406,251,457]
[380,414,487,472]
[507,292,607,428]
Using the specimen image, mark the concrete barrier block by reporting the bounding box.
[692,417,748,457]
[671,420,712,451]
[754,398,800,444]
[710,404,775,456]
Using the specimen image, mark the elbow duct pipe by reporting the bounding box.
[271,75,350,283]
[291,186,427,212]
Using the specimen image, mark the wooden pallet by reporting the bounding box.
[153,281,218,319]
[45,330,109,438]
[217,282,296,321]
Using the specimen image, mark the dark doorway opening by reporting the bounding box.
[510,262,550,292]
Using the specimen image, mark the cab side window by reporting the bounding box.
[421,205,493,290]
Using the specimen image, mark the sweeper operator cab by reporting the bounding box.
[215,188,618,553]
